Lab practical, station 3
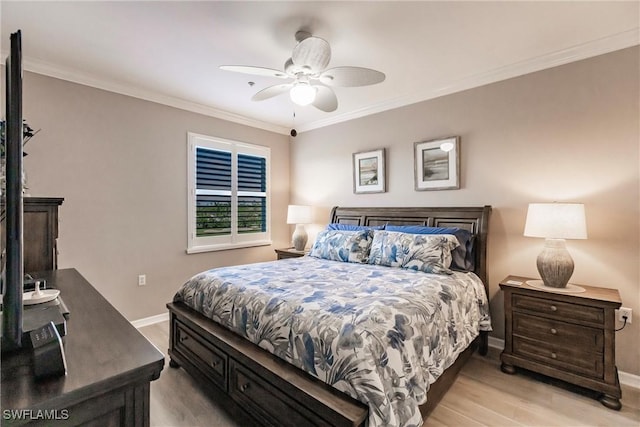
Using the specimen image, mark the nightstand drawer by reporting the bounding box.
[513,312,603,352]
[513,294,604,325]
[513,336,604,379]
[275,248,307,260]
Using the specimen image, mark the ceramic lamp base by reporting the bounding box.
[536,238,574,288]
[292,224,308,251]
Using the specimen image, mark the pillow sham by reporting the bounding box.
[308,229,373,263]
[368,230,459,275]
[326,223,385,231]
[384,225,475,272]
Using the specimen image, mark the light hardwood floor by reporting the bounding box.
[139,321,640,427]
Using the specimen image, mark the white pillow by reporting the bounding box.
[368,230,459,274]
[308,229,373,263]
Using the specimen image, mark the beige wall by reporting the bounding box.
[290,47,640,375]
[19,72,291,321]
[8,47,639,376]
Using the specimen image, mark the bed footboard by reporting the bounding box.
[167,301,484,426]
[167,301,368,427]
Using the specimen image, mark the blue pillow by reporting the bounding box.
[384,225,475,272]
[326,223,385,231]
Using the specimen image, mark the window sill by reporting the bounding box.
[186,240,273,254]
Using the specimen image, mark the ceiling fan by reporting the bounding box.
[220,31,385,112]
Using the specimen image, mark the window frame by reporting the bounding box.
[187,132,271,253]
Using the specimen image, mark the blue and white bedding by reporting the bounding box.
[174,256,491,427]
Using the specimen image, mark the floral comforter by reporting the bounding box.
[174,256,491,427]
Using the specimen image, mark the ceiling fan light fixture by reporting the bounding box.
[223,32,384,112]
[290,81,316,106]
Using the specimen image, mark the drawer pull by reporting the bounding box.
[179,335,189,343]
[211,360,219,368]
[240,382,250,392]
[550,305,557,312]
[550,328,557,335]
[551,352,557,359]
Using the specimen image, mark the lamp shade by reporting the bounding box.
[524,203,587,239]
[289,82,316,106]
[286,205,312,224]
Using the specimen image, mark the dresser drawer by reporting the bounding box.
[513,336,604,379]
[513,312,603,352]
[513,294,604,325]
[229,360,319,427]
[174,320,228,391]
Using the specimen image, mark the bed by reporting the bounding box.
[167,205,492,426]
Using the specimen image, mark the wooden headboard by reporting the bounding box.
[329,206,492,288]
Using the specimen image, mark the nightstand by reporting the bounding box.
[274,247,308,260]
[500,275,622,410]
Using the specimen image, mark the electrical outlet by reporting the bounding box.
[138,274,147,286]
[617,307,632,324]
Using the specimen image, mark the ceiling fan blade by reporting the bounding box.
[220,65,289,79]
[251,83,293,101]
[292,36,331,73]
[319,66,385,87]
[312,85,338,112]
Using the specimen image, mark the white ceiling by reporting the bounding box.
[1,1,638,135]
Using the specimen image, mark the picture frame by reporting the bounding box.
[414,136,460,191]
[353,148,386,194]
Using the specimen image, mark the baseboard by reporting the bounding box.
[488,336,505,351]
[487,337,640,390]
[131,312,169,329]
[619,371,640,389]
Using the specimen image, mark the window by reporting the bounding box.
[187,133,271,253]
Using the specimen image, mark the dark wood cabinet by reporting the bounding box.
[1,268,165,426]
[23,197,64,273]
[500,275,622,410]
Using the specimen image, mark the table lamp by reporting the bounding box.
[523,203,587,288]
[286,205,312,251]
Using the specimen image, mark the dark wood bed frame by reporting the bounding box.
[167,206,492,426]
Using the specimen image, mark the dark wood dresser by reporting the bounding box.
[23,197,63,273]
[1,269,165,426]
[499,275,622,410]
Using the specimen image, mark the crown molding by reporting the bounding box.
[8,55,291,135]
[4,28,637,135]
[297,28,640,133]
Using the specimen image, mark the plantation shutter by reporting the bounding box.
[237,154,267,234]
[188,132,270,253]
[195,147,232,237]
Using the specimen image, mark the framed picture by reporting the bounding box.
[414,136,460,191]
[353,148,386,194]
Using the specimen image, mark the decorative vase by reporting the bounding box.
[536,238,574,288]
